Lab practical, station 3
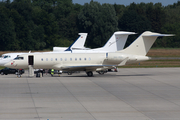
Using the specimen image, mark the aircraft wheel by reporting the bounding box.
[67,72,72,75]
[86,71,93,77]
[98,71,104,75]
[36,73,40,77]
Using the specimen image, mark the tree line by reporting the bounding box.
[0,0,180,51]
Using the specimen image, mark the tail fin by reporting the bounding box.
[71,33,88,50]
[102,31,136,52]
[65,33,88,51]
[119,31,174,56]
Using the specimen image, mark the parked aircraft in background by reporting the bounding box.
[65,31,136,53]
[53,33,88,52]
[5,31,173,77]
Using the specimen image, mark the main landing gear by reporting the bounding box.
[86,71,93,77]
[97,71,105,75]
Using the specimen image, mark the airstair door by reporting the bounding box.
[28,55,34,77]
[28,55,34,65]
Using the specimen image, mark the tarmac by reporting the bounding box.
[0,68,180,120]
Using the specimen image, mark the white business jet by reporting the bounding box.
[0,31,134,66]
[5,31,173,77]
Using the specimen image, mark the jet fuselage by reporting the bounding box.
[5,52,150,72]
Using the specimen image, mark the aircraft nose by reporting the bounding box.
[0,63,4,66]
[0,60,7,66]
[4,62,13,68]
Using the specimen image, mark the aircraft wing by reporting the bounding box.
[53,58,130,71]
[54,64,116,72]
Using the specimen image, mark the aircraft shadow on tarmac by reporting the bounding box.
[0,73,153,78]
[116,74,153,77]
[41,73,154,77]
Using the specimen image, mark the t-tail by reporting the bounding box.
[53,33,88,52]
[119,31,174,56]
[97,31,136,52]
[65,33,88,51]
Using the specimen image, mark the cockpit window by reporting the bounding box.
[14,57,24,60]
[3,55,11,58]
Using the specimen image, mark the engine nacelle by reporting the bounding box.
[105,53,150,65]
[106,53,125,64]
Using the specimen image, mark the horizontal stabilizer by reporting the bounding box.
[114,31,136,35]
[142,33,174,37]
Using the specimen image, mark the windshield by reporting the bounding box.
[3,55,11,59]
[14,57,24,60]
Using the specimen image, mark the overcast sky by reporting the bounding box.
[72,0,179,6]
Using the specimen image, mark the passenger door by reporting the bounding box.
[28,56,34,65]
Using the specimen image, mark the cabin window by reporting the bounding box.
[118,56,123,59]
[41,58,43,61]
[79,58,81,61]
[84,58,86,60]
[51,58,53,61]
[89,58,91,60]
[46,58,48,61]
[60,58,62,61]
[55,58,57,61]
[65,58,67,61]
[70,58,72,61]
[75,58,77,61]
